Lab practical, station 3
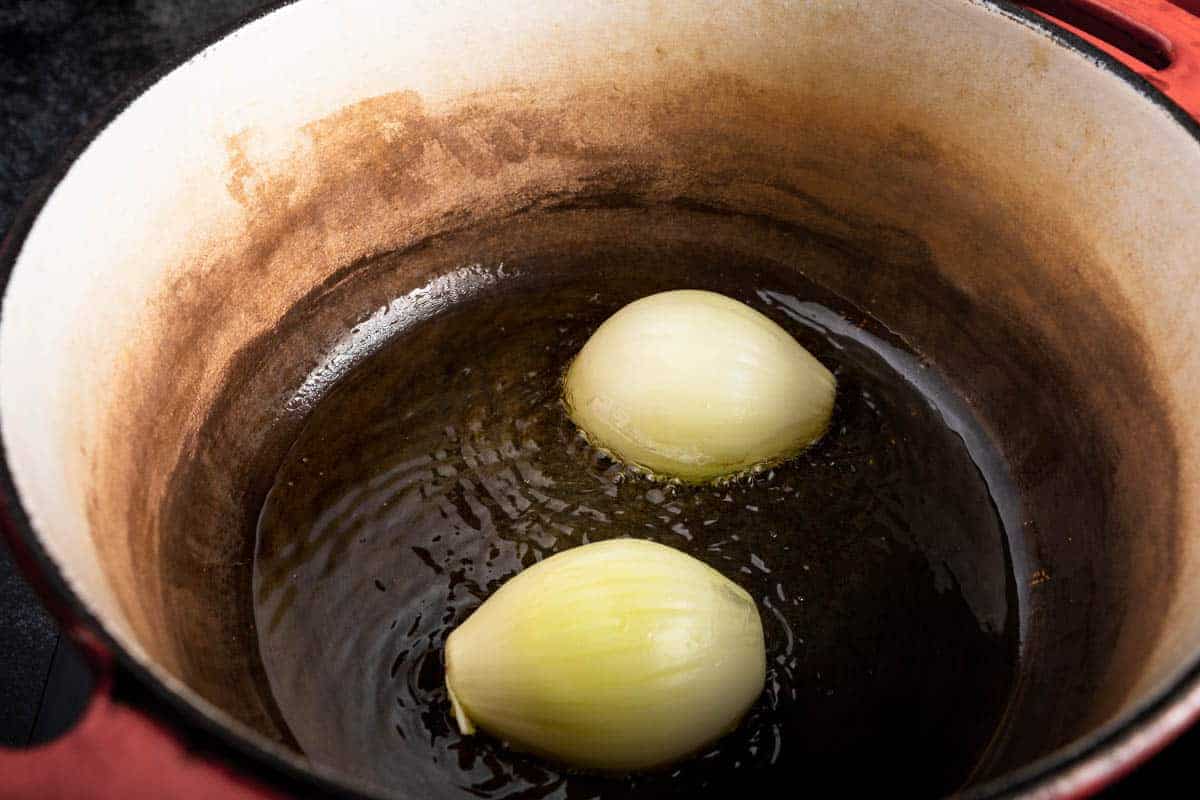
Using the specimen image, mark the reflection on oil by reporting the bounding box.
[254,262,1021,798]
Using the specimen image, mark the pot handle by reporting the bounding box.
[0,628,283,799]
[1018,0,1200,121]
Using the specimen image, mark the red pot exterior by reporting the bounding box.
[1021,0,1200,120]
[0,629,282,800]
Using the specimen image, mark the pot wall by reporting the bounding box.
[2,0,1199,792]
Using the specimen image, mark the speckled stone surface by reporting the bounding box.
[0,0,1193,795]
[0,1,272,236]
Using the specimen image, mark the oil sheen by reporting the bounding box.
[253,260,1021,798]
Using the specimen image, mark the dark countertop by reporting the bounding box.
[0,1,1191,796]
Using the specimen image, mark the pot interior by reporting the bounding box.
[2,1,1200,797]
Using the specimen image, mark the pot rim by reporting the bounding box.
[1,1,1198,797]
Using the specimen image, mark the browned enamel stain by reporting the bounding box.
[224,129,256,209]
[1029,41,1053,79]
[886,125,943,165]
[80,64,1182,784]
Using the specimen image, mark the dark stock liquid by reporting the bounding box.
[253,255,1022,798]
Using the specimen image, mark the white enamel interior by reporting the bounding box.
[2,0,1199,793]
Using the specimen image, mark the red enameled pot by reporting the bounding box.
[2,1,1200,797]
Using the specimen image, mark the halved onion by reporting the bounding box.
[564,290,835,482]
[444,538,766,772]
